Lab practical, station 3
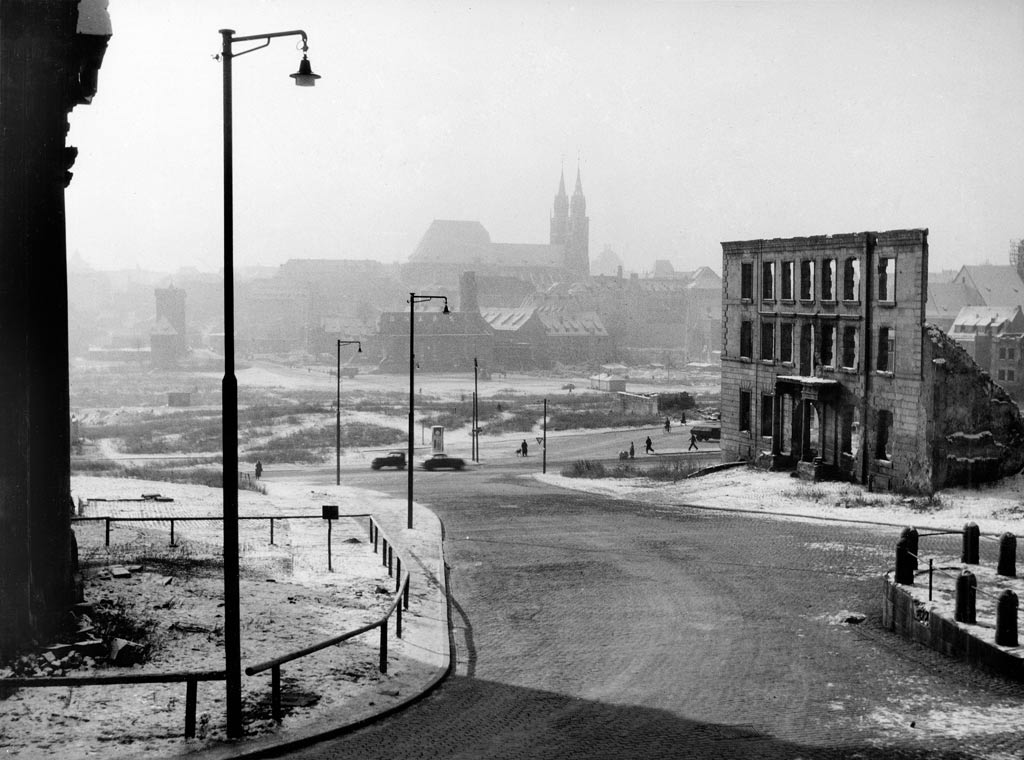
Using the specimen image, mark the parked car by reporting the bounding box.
[421,453,466,471]
[371,451,406,470]
[690,424,721,442]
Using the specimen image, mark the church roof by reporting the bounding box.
[490,242,565,269]
[410,220,492,263]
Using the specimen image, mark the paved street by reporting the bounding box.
[277,458,1024,759]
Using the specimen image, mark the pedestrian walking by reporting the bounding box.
[629,441,635,459]
[688,433,698,452]
[664,417,671,433]
[255,460,263,480]
[521,439,529,457]
[680,411,687,425]
[645,436,654,454]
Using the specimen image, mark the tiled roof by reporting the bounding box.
[954,265,1024,308]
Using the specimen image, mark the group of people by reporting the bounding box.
[626,416,700,458]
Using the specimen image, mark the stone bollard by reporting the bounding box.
[998,533,1017,578]
[955,570,977,624]
[895,537,915,585]
[962,522,980,565]
[996,589,1019,647]
[900,526,919,572]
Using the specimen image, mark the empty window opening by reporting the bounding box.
[876,410,893,461]
[877,326,895,372]
[821,259,835,301]
[780,323,794,363]
[740,320,752,359]
[799,323,814,375]
[820,324,835,368]
[843,259,860,301]
[841,326,858,369]
[741,262,753,300]
[761,322,775,361]
[761,395,773,438]
[762,261,775,300]
[877,257,895,302]
[800,260,815,300]
[781,261,794,300]
[739,390,752,433]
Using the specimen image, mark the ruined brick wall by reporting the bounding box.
[925,325,1024,489]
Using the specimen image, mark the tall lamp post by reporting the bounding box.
[336,340,362,485]
[408,293,449,529]
[219,27,320,738]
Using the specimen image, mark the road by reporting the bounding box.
[271,434,1024,759]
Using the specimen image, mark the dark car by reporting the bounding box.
[371,451,406,470]
[690,424,721,442]
[421,453,466,471]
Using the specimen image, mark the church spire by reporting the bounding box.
[550,165,569,245]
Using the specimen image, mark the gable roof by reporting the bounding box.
[410,220,492,263]
[951,305,1024,335]
[952,265,1024,308]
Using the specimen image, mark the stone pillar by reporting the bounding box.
[998,533,1016,578]
[962,522,980,565]
[996,590,1018,647]
[955,570,976,624]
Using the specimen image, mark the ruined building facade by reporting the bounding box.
[720,229,1024,493]
[0,0,110,656]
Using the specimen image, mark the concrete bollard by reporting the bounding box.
[895,537,915,585]
[998,533,1017,578]
[996,589,1019,647]
[899,526,919,572]
[955,570,977,624]
[962,522,980,565]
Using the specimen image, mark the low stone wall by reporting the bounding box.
[882,573,1024,681]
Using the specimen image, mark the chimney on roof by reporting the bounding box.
[460,270,480,314]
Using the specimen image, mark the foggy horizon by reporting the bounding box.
[65,1,1024,276]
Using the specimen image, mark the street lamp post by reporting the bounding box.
[408,293,449,529]
[219,27,320,738]
[336,340,362,485]
[473,357,478,462]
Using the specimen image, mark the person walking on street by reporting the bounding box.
[629,441,635,459]
[664,417,671,433]
[645,436,654,454]
[688,433,698,452]
[681,411,687,425]
[255,460,263,480]
[521,439,529,457]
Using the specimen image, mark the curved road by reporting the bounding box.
[278,439,1024,759]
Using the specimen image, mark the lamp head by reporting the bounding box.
[442,302,450,315]
[291,54,321,86]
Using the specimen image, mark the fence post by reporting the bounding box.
[899,526,919,572]
[962,522,980,564]
[955,570,977,624]
[895,536,914,585]
[397,598,403,638]
[272,664,282,723]
[388,546,393,577]
[404,577,410,609]
[996,590,1019,647]
[184,679,197,738]
[396,558,402,592]
[105,517,110,547]
[382,539,388,567]
[269,518,275,545]
[998,533,1017,578]
[379,620,388,674]
[169,519,176,547]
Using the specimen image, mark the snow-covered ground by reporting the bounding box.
[538,466,1024,536]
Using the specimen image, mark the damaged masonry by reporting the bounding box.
[720,228,1024,493]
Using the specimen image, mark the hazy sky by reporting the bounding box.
[66,0,1024,275]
